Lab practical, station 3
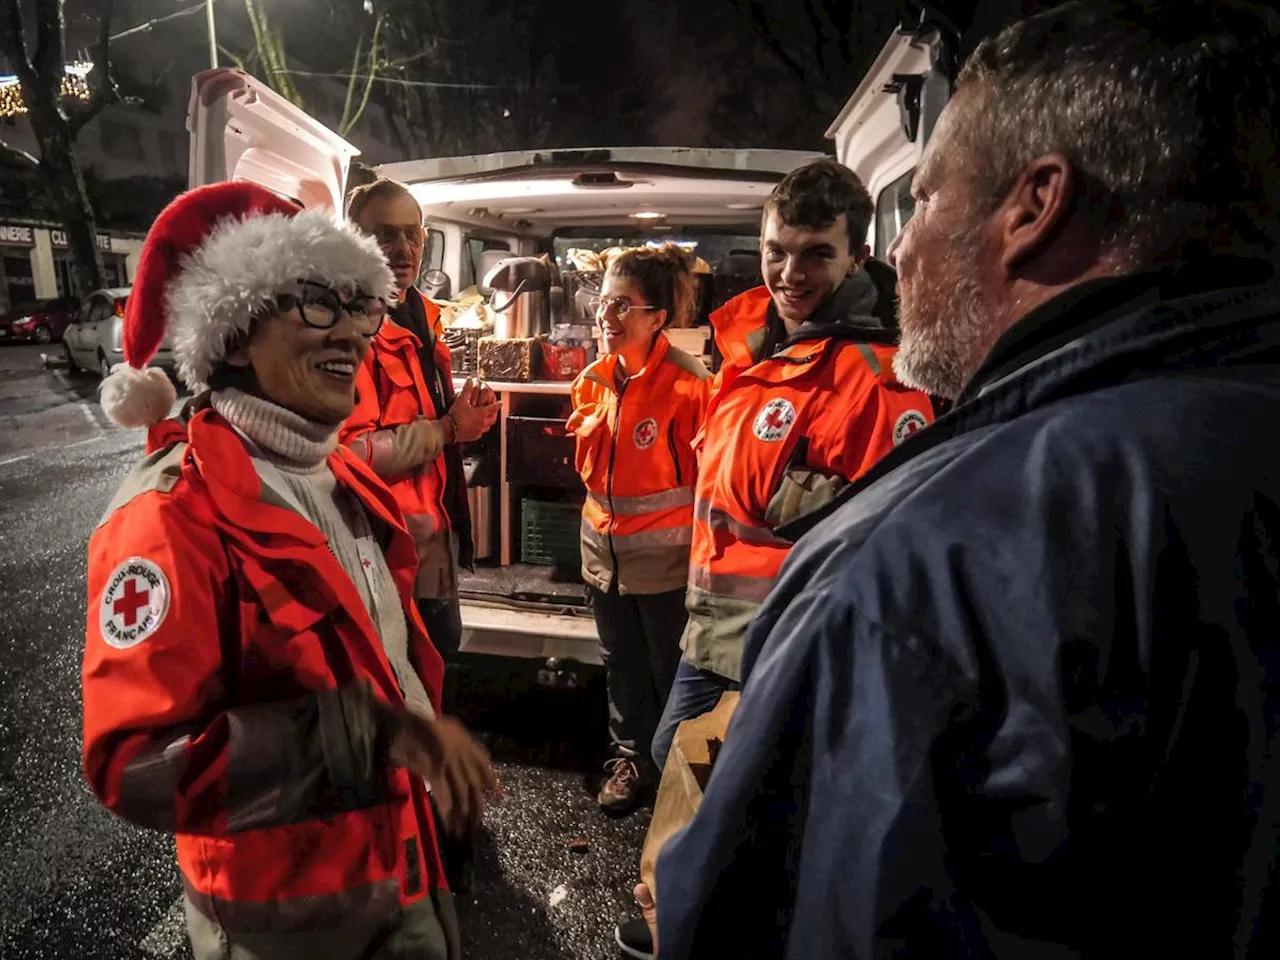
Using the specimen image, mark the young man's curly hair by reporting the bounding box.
[764,159,874,253]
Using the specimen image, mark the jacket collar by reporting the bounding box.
[960,257,1275,402]
[711,273,897,372]
[710,287,773,370]
[374,316,422,352]
[581,332,672,393]
[781,258,1280,540]
[183,408,407,545]
[780,269,897,348]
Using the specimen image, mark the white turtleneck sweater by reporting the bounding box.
[211,388,435,720]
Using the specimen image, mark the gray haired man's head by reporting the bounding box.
[888,0,1280,399]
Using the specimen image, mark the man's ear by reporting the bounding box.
[848,243,871,274]
[996,153,1075,271]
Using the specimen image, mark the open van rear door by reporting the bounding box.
[187,68,359,214]
[826,16,957,255]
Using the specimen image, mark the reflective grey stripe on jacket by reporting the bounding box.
[587,486,694,516]
[579,517,693,597]
[116,684,388,834]
[693,497,789,547]
[184,880,460,959]
[679,576,765,683]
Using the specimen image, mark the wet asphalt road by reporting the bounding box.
[0,345,648,959]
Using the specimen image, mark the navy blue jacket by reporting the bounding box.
[656,259,1280,959]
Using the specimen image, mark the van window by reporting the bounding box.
[874,170,916,260]
[460,236,510,289]
[425,228,445,273]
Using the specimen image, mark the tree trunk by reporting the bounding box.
[28,110,103,296]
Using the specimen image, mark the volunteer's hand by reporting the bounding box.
[448,378,499,443]
[387,710,500,835]
[474,381,497,407]
[635,883,658,952]
[566,404,606,437]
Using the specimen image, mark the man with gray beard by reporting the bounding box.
[649,2,1280,958]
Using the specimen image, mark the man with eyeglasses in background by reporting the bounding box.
[344,178,499,891]
[344,179,499,665]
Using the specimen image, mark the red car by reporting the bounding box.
[0,297,79,345]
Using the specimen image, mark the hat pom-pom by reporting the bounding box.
[100,364,178,428]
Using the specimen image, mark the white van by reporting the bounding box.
[185,18,954,683]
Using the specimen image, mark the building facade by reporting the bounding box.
[0,18,401,311]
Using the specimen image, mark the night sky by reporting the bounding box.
[57,0,1045,158]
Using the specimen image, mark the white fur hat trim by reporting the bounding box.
[167,207,394,392]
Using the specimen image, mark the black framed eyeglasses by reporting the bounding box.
[589,296,661,320]
[273,279,388,336]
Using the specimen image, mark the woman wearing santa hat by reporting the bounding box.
[81,181,496,960]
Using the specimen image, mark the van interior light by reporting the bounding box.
[631,211,664,220]
[410,179,579,207]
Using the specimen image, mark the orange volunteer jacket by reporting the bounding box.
[571,333,711,595]
[343,292,455,597]
[83,406,450,942]
[683,274,934,681]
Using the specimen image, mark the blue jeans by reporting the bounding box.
[651,660,740,772]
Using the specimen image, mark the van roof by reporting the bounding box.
[375,147,825,233]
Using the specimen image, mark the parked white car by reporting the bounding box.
[63,286,177,380]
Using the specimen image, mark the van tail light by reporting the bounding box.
[113,298,126,318]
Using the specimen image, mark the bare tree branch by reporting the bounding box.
[804,0,838,70]
[31,0,63,82]
[339,15,383,138]
[741,0,811,89]
[70,0,119,138]
[0,137,41,171]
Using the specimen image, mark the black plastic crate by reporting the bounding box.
[520,497,583,567]
[507,416,581,489]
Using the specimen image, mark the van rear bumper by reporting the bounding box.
[458,599,601,665]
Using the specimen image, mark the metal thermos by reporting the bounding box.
[483,257,551,338]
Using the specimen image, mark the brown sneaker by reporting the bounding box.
[598,757,644,814]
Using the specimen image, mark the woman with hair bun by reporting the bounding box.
[567,244,711,814]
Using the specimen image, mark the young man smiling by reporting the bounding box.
[648,159,934,770]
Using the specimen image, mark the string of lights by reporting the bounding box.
[0,62,94,119]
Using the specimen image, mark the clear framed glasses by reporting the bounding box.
[275,279,388,336]
[590,296,661,320]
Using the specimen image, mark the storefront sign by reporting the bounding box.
[50,229,112,252]
[0,224,34,246]
[0,223,113,251]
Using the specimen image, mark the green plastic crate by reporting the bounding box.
[520,498,582,566]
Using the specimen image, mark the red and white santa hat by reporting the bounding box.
[100,180,394,428]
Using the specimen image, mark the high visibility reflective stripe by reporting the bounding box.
[183,875,402,935]
[588,486,694,516]
[693,497,788,547]
[581,518,693,551]
[854,341,881,376]
[688,564,775,603]
[117,733,191,832]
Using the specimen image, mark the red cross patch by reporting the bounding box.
[892,409,929,446]
[633,417,658,450]
[752,398,796,443]
[98,557,171,649]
